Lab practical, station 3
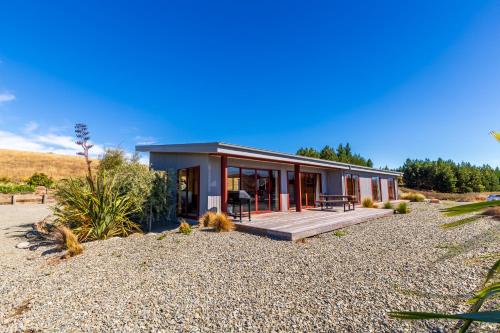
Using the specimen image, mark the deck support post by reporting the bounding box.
[294,163,302,212]
[221,155,228,213]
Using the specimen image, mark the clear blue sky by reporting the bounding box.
[0,1,499,168]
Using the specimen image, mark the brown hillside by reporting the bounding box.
[0,149,97,181]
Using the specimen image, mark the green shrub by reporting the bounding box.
[362,197,374,208]
[178,219,192,235]
[98,149,175,225]
[53,174,142,241]
[400,192,425,202]
[26,172,54,188]
[383,201,393,209]
[396,202,409,214]
[0,183,35,194]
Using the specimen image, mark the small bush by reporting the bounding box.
[0,176,10,183]
[212,213,235,232]
[199,211,217,227]
[54,225,83,258]
[396,202,409,214]
[179,219,192,235]
[26,172,54,188]
[0,183,35,194]
[383,201,393,209]
[362,198,374,208]
[400,192,425,202]
[333,229,347,237]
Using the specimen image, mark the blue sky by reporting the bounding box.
[0,1,499,168]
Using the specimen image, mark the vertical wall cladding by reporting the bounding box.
[325,169,344,195]
[150,152,210,215]
[354,171,395,202]
[207,155,222,212]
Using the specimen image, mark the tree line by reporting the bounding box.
[296,143,373,167]
[400,158,500,193]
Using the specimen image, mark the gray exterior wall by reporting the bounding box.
[150,152,211,214]
[346,170,399,203]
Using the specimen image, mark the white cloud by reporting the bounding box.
[135,135,157,145]
[0,92,15,103]
[0,129,104,157]
[24,121,38,133]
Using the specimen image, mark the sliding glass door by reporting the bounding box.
[345,174,360,203]
[177,166,200,217]
[287,171,320,209]
[228,167,280,213]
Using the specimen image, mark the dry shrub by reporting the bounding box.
[178,219,192,235]
[399,188,489,202]
[212,213,235,232]
[53,225,83,258]
[483,207,500,218]
[362,197,374,208]
[199,211,217,227]
[400,192,425,202]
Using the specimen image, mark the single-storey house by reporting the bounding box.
[136,142,402,219]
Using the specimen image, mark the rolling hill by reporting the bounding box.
[0,149,96,181]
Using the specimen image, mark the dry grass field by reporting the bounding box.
[400,187,497,202]
[0,149,97,181]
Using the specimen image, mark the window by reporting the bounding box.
[177,166,200,217]
[371,176,381,202]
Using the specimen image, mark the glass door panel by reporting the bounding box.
[256,170,270,211]
[241,169,256,212]
[301,173,316,207]
[287,172,295,209]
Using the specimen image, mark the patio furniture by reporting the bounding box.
[316,194,356,212]
[228,190,252,222]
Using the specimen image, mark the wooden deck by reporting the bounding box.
[234,208,393,241]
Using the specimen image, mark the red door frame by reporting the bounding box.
[345,173,361,204]
[177,165,201,218]
[287,170,322,210]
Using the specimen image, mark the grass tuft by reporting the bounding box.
[178,219,192,235]
[441,216,481,229]
[199,211,217,227]
[333,229,347,237]
[384,201,393,209]
[54,225,83,258]
[362,198,374,208]
[212,213,235,232]
[400,192,426,202]
[396,202,409,214]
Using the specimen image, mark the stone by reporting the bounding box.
[16,241,31,249]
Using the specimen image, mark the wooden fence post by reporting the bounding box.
[11,195,16,205]
[42,194,47,204]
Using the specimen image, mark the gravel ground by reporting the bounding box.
[0,202,499,332]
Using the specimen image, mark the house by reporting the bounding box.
[136,142,402,219]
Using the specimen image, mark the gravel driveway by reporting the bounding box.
[0,203,498,332]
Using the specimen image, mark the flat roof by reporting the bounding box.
[136,142,402,176]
